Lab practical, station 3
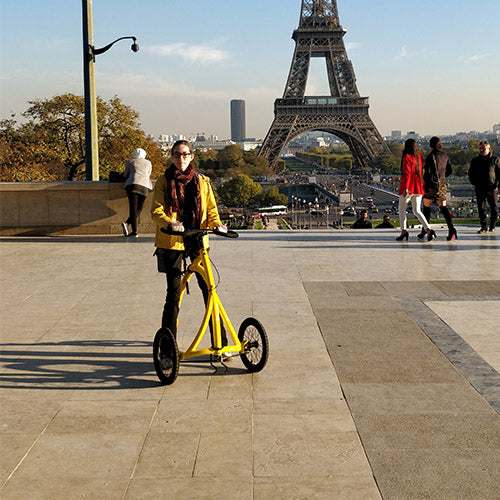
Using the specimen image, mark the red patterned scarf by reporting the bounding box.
[164,164,201,229]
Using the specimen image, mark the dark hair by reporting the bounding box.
[402,138,417,156]
[479,140,490,146]
[401,138,421,180]
[429,136,442,149]
[171,140,194,156]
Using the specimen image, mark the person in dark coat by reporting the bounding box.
[468,140,500,233]
[376,215,394,228]
[352,209,372,229]
[421,137,457,241]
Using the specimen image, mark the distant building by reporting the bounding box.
[405,131,420,140]
[240,139,262,151]
[493,123,500,134]
[190,133,233,150]
[391,130,402,140]
[230,99,246,142]
[157,134,187,151]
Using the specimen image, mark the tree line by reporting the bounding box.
[0,93,278,181]
[295,147,353,171]
[0,94,166,182]
[3,92,488,207]
[374,141,493,177]
[0,93,287,208]
[292,142,495,177]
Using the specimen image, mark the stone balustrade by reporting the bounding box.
[0,181,156,235]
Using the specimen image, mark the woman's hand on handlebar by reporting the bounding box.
[215,225,227,234]
[168,222,185,233]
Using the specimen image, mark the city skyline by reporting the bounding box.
[1,0,499,141]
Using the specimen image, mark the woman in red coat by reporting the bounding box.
[396,139,435,241]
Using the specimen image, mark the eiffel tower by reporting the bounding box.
[259,0,390,171]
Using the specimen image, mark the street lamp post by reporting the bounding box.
[82,0,139,181]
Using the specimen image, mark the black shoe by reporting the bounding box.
[427,230,437,241]
[396,230,409,241]
[478,227,488,234]
[489,226,496,233]
[417,229,426,240]
[447,228,457,241]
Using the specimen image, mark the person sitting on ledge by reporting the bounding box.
[352,209,372,229]
[376,215,394,228]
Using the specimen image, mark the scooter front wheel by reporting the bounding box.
[153,328,179,385]
[238,317,269,373]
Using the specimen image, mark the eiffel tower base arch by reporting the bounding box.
[260,106,389,172]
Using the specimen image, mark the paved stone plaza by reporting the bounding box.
[1,226,499,499]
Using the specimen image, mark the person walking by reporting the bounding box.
[396,139,434,241]
[151,140,228,347]
[420,137,457,240]
[468,140,500,233]
[122,148,153,237]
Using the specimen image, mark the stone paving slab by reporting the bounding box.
[1,226,499,499]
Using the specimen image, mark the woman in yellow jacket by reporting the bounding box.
[151,140,227,342]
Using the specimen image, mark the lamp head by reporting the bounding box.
[131,38,139,52]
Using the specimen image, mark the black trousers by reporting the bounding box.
[158,249,227,346]
[125,189,146,234]
[475,188,498,228]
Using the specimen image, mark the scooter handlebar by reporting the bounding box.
[213,228,238,238]
[160,226,239,239]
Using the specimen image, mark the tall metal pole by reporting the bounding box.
[82,0,99,181]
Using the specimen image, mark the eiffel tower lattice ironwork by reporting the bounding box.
[259,0,390,171]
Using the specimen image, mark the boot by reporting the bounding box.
[418,205,431,239]
[439,206,457,241]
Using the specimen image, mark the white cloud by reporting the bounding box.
[145,43,229,63]
[465,53,489,65]
[397,45,408,59]
[391,45,437,62]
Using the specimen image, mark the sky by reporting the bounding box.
[1,0,499,141]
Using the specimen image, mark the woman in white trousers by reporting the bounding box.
[396,139,435,241]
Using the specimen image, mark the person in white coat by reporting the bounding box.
[122,148,153,237]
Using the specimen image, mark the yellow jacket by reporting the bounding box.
[151,173,222,250]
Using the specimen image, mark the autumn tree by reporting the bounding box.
[217,174,262,207]
[242,148,274,178]
[218,144,245,172]
[0,119,66,181]
[192,149,219,179]
[212,145,273,179]
[0,93,166,182]
[263,185,288,206]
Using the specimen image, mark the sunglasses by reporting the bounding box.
[172,152,192,159]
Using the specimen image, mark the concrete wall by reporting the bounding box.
[0,181,156,235]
